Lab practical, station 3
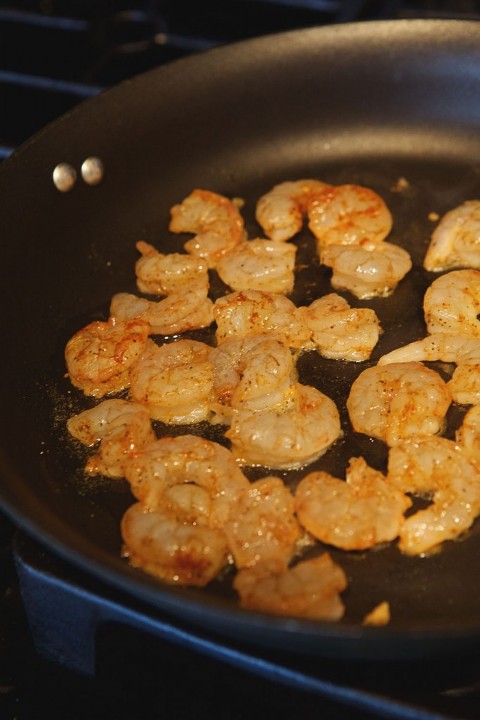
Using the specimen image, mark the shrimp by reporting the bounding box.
[109,284,214,336]
[121,502,229,586]
[346,362,451,446]
[129,338,214,423]
[226,382,341,470]
[213,289,312,349]
[255,179,331,242]
[169,188,246,268]
[387,435,480,555]
[455,405,480,462]
[233,553,347,621]
[320,240,412,299]
[216,239,296,294]
[67,399,155,477]
[423,200,480,272]
[423,269,480,337]
[295,457,411,551]
[134,240,209,296]
[307,184,393,249]
[123,434,250,527]
[65,318,150,398]
[299,293,381,361]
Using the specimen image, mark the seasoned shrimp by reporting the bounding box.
[233,553,347,621]
[213,289,312,349]
[209,333,296,424]
[307,184,393,249]
[135,240,209,296]
[387,436,480,555]
[423,269,480,337]
[255,179,331,242]
[423,200,480,272]
[295,457,411,551]
[216,239,296,294]
[109,284,214,336]
[65,318,150,398]
[226,382,341,470]
[456,405,480,461]
[121,502,229,586]
[299,293,381,361]
[169,188,246,268]
[129,338,214,423]
[448,365,480,405]
[67,399,155,477]
[347,362,451,446]
[320,240,412,299]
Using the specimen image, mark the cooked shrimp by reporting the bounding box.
[216,239,296,294]
[109,284,214,336]
[65,318,150,398]
[255,179,331,242]
[423,200,480,272]
[67,399,155,477]
[233,553,347,620]
[423,269,480,337]
[387,435,480,555]
[135,240,209,296]
[456,405,480,461]
[121,502,229,586]
[129,338,214,423]
[169,188,246,268]
[307,184,393,249]
[123,434,250,527]
[226,382,341,470]
[347,362,451,446]
[213,289,312,349]
[295,456,411,551]
[209,333,296,424]
[299,293,381,361]
[320,240,412,299]
[448,365,480,405]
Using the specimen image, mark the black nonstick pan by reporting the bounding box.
[1,19,480,661]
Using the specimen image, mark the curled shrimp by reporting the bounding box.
[135,240,209,296]
[233,553,347,621]
[423,269,480,337]
[209,333,296,424]
[347,362,451,446]
[213,289,312,348]
[169,188,246,268]
[423,200,480,272]
[295,457,411,551]
[320,240,412,299]
[299,293,381,361]
[65,318,150,398]
[456,405,480,462]
[226,382,342,470]
[129,339,214,423]
[216,239,296,294]
[255,179,331,242]
[67,399,155,478]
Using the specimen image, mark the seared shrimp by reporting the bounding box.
[216,239,296,294]
[295,457,411,551]
[424,269,480,337]
[299,293,381,361]
[255,179,331,242]
[169,188,246,268]
[226,382,342,470]
[320,240,412,299]
[129,339,214,423]
[423,200,480,272]
[347,362,451,446]
[67,399,155,477]
[65,318,150,398]
[233,553,347,621]
[213,289,312,349]
[135,240,209,296]
[456,405,480,461]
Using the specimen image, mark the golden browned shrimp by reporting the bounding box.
[423,200,480,272]
[455,405,480,461]
[216,239,296,294]
[423,269,480,337]
[134,240,209,296]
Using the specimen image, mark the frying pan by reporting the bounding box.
[2,18,480,662]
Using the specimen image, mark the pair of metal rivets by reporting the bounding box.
[53,157,104,192]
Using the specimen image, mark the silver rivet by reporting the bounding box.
[81,157,104,186]
[53,163,77,192]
